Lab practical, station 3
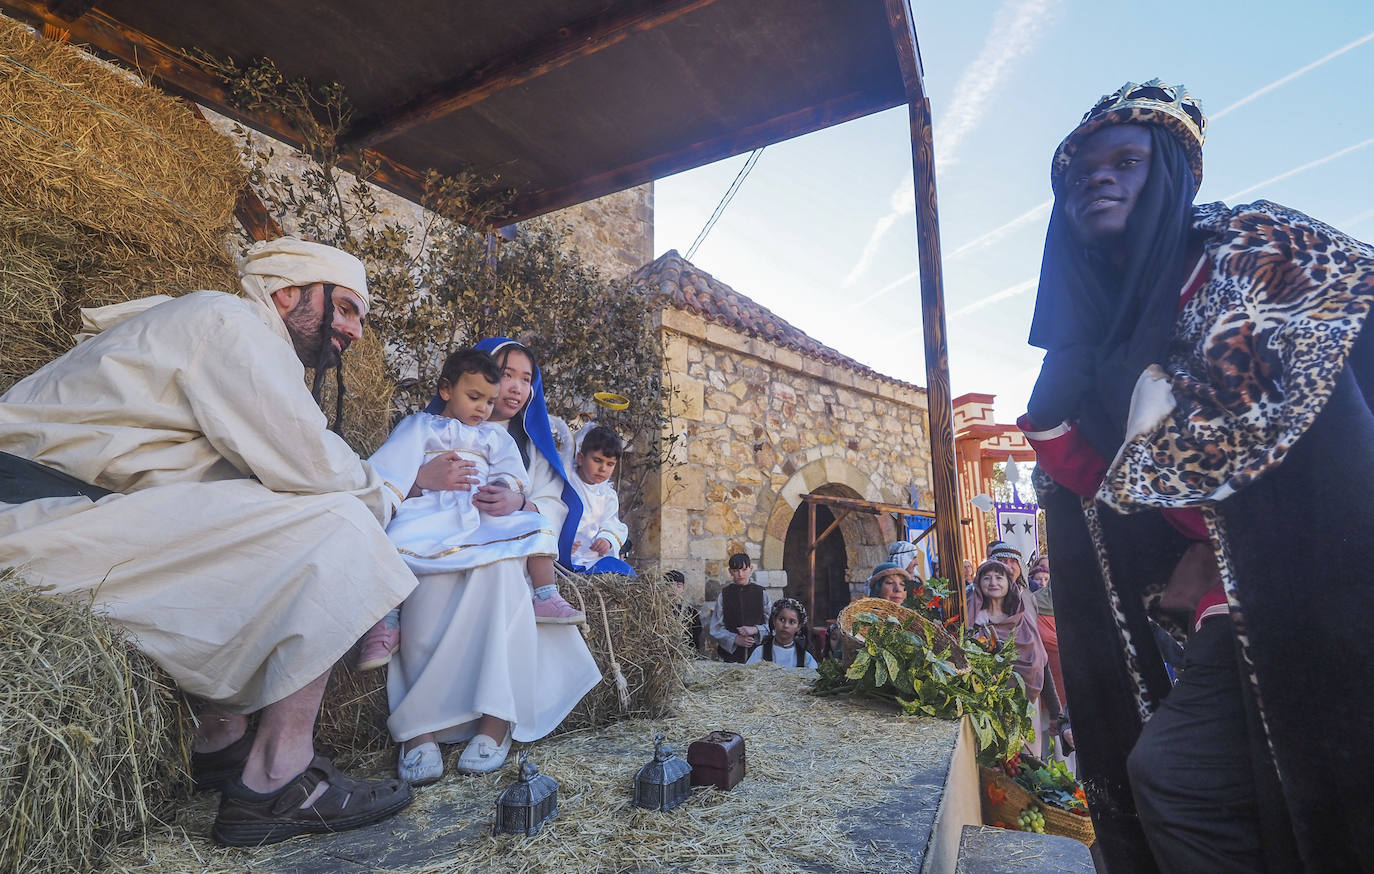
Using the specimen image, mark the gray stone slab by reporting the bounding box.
[953,825,1095,874]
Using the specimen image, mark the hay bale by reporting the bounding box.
[557,571,690,733]
[0,16,242,387]
[314,571,689,760]
[0,568,191,874]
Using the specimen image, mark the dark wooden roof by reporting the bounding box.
[3,0,910,224]
[633,249,924,392]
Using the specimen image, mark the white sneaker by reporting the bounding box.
[456,731,513,774]
[398,741,443,785]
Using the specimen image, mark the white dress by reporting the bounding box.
[745,638,819,669]
[385,417,601,745]
[567,475,629,568]
[368,413,557,573]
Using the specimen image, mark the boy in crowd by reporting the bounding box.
[568,424,633,575]
[707,553,771,663]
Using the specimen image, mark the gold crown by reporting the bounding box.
[1051,79,1207,193]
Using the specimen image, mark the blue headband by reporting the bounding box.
[427,337,584,564]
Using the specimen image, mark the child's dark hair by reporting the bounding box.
[727,552,752,571]
[579,425,623,459]
[663,570,686,584]
[438,348,500,391]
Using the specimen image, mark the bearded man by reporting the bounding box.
[1020,81,1373,873]
[0,238,464,845]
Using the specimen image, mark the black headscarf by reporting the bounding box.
[1027,125,1198,461]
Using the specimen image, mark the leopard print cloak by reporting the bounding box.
[1101,200,1374,510]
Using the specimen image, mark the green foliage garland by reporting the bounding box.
[814,615,1034,767]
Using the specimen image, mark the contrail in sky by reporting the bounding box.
[945,199,1053,261]
[1211,31,1374,120]
[840,0,1059,289]
[1223,136,1374,202]
[949,277,1039,319]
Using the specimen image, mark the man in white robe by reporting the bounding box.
[0,238,453,845]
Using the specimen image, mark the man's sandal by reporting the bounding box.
[191,730,255,793]
[211,755,413,846]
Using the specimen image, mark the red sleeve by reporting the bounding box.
[1017,414,1107,498]
[1017,413,1209,542]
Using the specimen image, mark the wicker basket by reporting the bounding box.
[837,597,969,674]
[978,767,1096,847]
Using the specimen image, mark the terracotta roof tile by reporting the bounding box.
[630,250,924,391]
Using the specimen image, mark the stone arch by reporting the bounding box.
[762,455,898,621]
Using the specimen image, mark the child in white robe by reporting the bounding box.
[567,424,634,575]
[368,349,558,575]
[746,598,819,669]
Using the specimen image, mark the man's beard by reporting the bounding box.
[282,284,349,434]
[282,288,346,369]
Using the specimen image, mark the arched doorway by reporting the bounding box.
[782,502,849,624]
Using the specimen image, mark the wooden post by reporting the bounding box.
[807,499,817,640]
[882,0,963,621]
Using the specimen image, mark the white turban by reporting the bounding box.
[237,237,370,343]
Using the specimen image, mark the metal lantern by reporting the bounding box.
[494,751,559,836]
[632,733,693,812]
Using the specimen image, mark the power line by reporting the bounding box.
[685,147,763,261]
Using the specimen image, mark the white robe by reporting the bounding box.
[386,415,600,745]
[567,475,628,568]
[369,413,556,573]
[0,291,416,712]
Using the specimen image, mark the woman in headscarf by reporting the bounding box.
[967,559,1048,704]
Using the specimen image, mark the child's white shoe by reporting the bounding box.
[456,732,513,774]
[398,741,443,785]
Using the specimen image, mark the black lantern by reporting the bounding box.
[632,733,693,812]
[494,751,559,836]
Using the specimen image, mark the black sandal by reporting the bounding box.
[211,755,413,846]
[191,730,255,793]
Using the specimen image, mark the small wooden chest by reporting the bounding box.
[687,730,747,790]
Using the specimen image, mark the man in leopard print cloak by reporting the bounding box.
[1019,80,1374,873]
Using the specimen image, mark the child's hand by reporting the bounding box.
[412,453,479,495]
[591,538,612,556]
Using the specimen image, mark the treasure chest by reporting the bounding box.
[687,730,746,790]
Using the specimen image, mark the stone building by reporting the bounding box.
[631,251,934,624]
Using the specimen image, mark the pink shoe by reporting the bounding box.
[532,592,586,625]
[356,618,399,670]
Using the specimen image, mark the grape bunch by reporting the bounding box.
[1004,752,1022,777]
[1016,805,1046,834]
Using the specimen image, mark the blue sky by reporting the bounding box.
[653,0,1374,423]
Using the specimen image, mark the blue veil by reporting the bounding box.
[426,337,584,564]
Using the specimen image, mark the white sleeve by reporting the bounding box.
[180,302,398,524]
[525,446,568,534]
[593,484,629,556]
[745,645,763,665]
[707,591,735,653]
[485,426,532,494]
[804,649,819,669]
[366,414,429,504]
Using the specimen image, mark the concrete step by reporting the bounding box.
[953,824,1096,874]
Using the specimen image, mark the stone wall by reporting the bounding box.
[641,305,934,611]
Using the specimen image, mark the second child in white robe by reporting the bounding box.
[567,473,629,570]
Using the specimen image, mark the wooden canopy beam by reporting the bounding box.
[881,0,963,621]
[342,0,723,153]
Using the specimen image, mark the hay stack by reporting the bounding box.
[557,570,689,732]
[0,16,243,390]
[315,572,688,759]
[0,568,191,874]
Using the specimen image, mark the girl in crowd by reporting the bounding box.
[746,598,818,669]
[382,339,601,784]
[968,559,1050,711]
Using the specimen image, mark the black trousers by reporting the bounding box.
[1126,617,1295,874]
